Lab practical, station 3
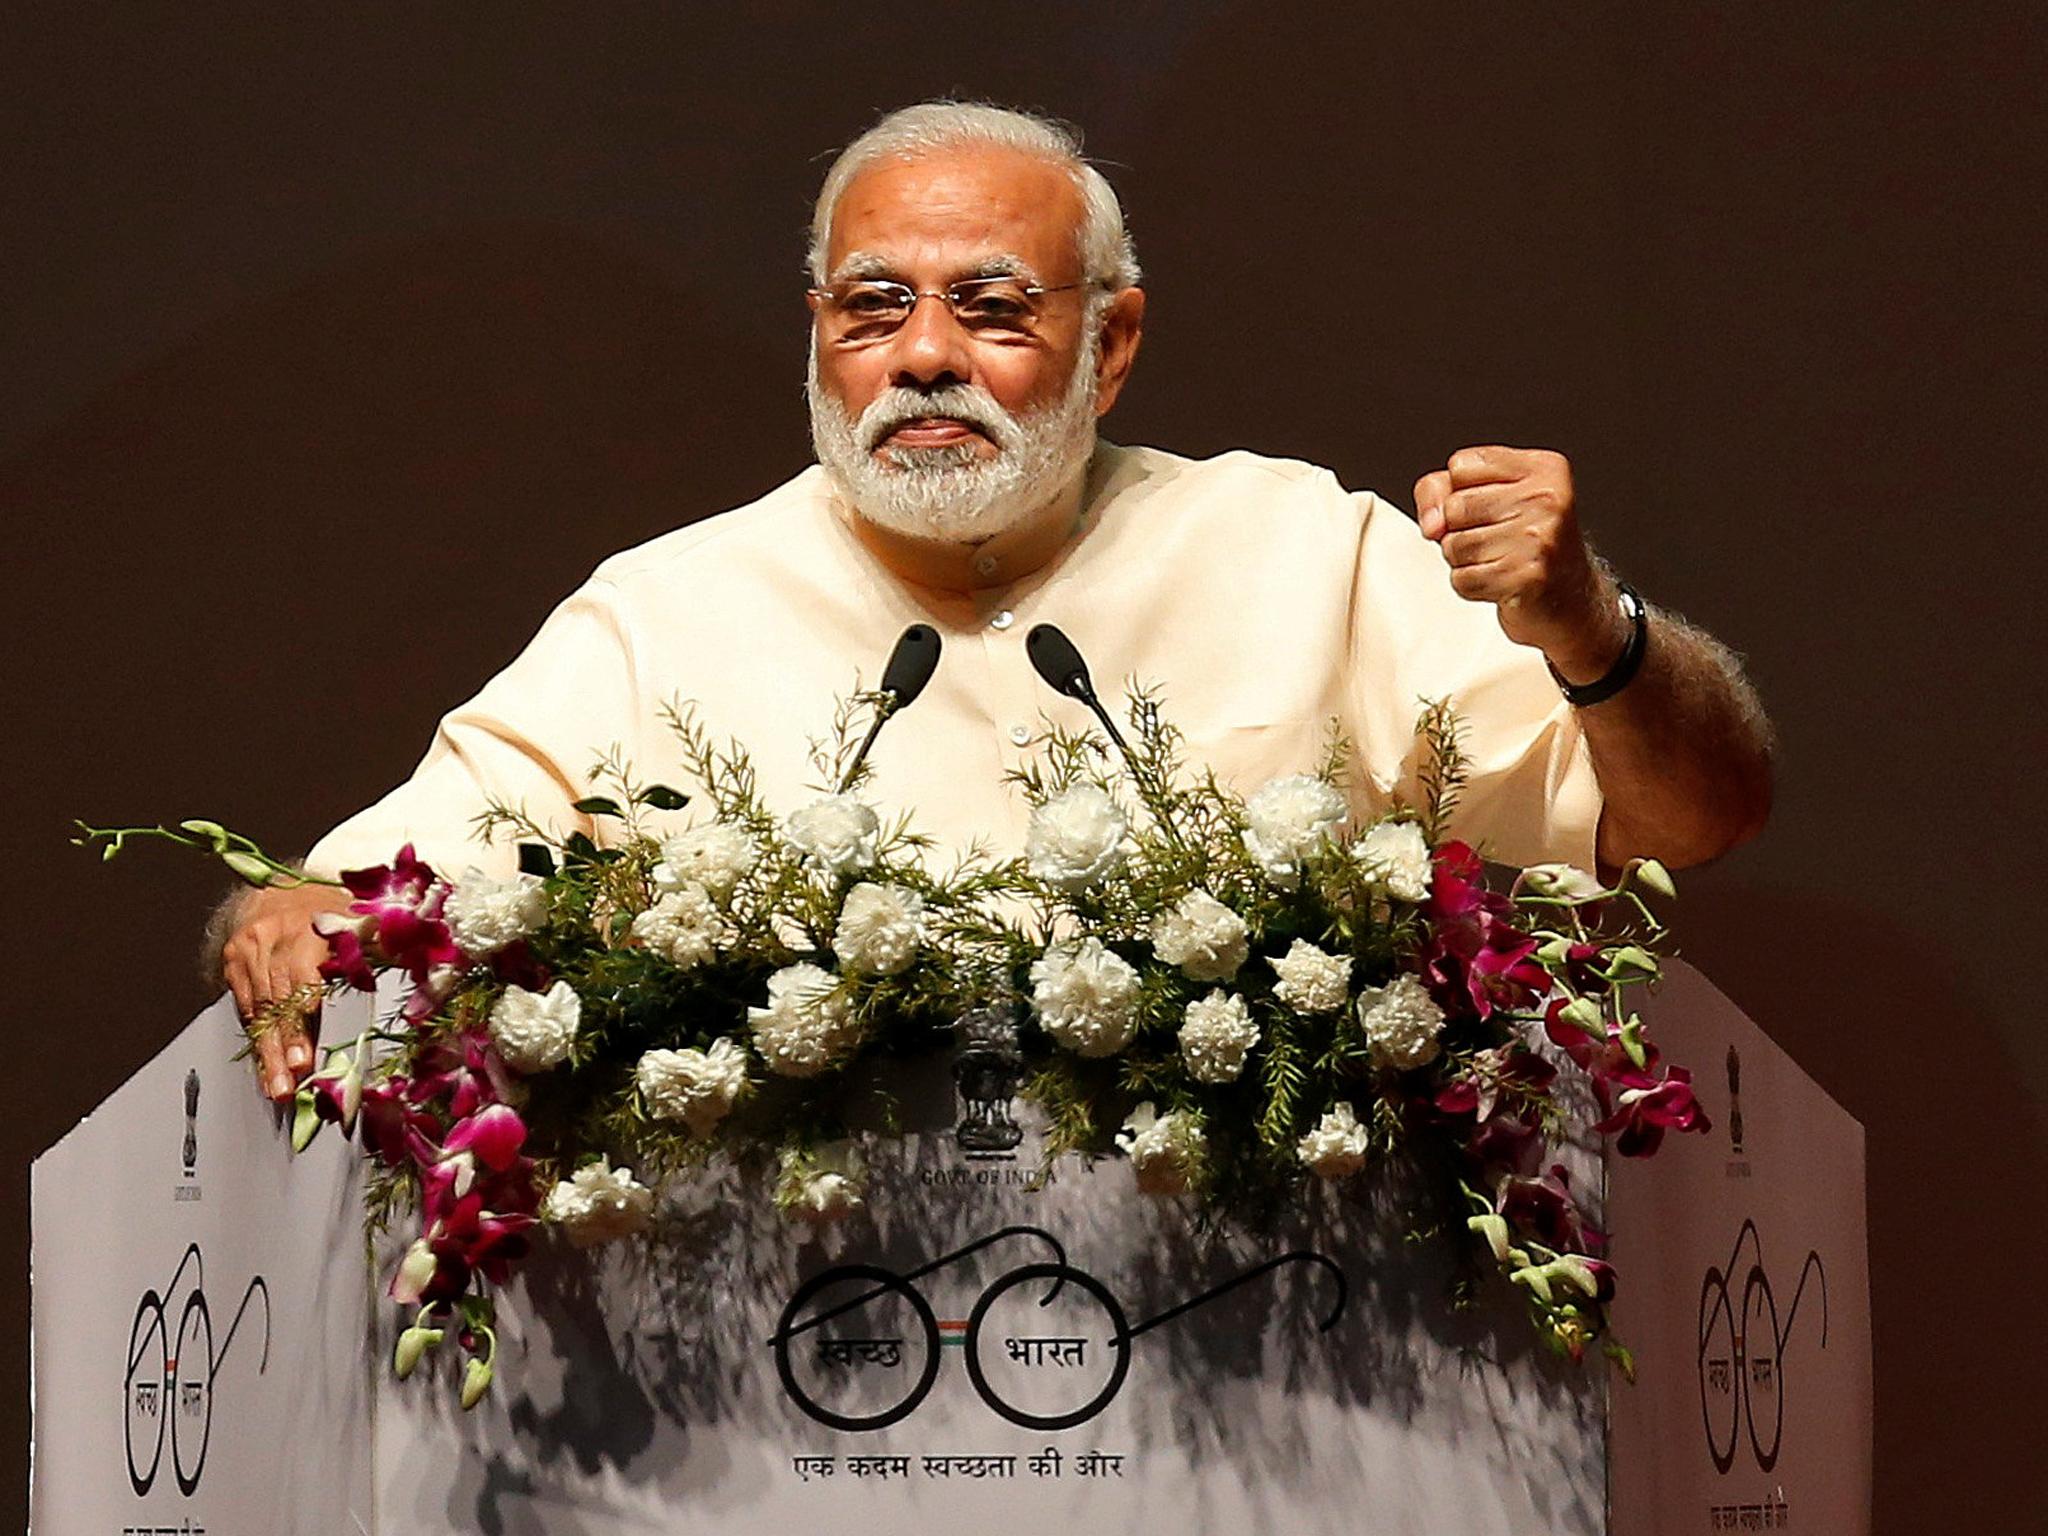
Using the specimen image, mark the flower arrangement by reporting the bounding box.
[79,691,1707,1403]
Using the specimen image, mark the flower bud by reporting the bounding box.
[393,1325,443,1380]
[1557,996,1606,1040]
[391,1239,440,1306]
[1467,1213,1512,1264]
[1629,858,1676,900]
[1604,946,1659,983]
[460,1355,494,1410]
[290,1086,323,1153]
[221,849,275,885]
[1618,1015,1650,1070]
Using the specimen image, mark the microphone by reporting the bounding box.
[1026,623,1130,756]
[840,624,943,790]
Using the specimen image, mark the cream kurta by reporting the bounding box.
[304,444,1602,880]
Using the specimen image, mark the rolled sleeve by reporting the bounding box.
[1344,488,1603,872]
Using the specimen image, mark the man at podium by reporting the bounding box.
[217,100,1774,1104]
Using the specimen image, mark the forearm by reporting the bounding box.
[1568,598,1775,871]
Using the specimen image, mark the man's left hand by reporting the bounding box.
[1413,445,1625,684]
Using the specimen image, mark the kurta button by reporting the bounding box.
[1008,723,1032,746]
[990,609,1015,631]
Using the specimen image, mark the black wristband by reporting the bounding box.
[1547,582,1647,707]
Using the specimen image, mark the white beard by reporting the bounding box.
[806,328,1101,544]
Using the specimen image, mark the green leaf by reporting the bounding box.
[563,832,601,865]
[516,843,556,877]
[634,784,690,811]
[571,796,624,819]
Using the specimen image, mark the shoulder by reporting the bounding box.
[583,466,834,595]
[1099,442,1401,542]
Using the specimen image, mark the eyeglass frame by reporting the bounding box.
[805,274,1110,343]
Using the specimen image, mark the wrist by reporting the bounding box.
[1540,575,1629,685]
[1546,581,1648,706]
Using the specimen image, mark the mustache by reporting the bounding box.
[859,385,1013,452]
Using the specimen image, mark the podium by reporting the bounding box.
[30,963,1869,1534]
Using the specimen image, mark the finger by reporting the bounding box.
[267,956,296,1009]
[1439,527,1517,569]
[224,946,253,1019]
[1447,558,1518,603]
[1442,484,1522,533]
[1446,445,1527,489]
[278,1015,313,1077]
[253,1029,294,1101]
[1413,470,1454,539]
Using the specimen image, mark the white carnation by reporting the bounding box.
[489,980,581,1073]
[635,1037,748,1135]
[652,821,757,901]
[1354,820,1433,903]
[1025,785,1130,890]
[543,1159,655,1247]
[780,1141,866,1223]
[1296,1102,1372,1180]
[630,883,723,969]
[444,868,548,957]
[1269,939,1350,1014]
[1242,775,1348,887]
[1029,938,1143,1057]
[1177,990,1260,1084]
[748,962,859,1078]
[1150,889,1250,982]
[1116,1101,1206,1196]
[785,795,881,877]
[1358,972,1446,1070]
[833,882,926,976]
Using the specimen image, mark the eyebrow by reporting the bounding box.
[826,250,1046,285]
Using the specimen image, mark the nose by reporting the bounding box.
[885,291,974,391]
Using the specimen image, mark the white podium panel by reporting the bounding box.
[32,964,1868,1535]
[29,995,374,1535]
[366,1074,1606,1536]
[1610,964,1872,1534]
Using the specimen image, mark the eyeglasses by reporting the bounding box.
[808,275,1098,344]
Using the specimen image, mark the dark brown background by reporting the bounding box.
[6,3,2043,1529]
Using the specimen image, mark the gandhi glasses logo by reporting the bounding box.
[124,1243,271,1496]
[767,1224,1346,1433]
[1698,1219,1828,1474]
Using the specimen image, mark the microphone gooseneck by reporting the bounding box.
[1026,623,1130,756]
[840,625,943,791]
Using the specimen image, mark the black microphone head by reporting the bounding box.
[1026,623,1094,701]
[880,624,942,707]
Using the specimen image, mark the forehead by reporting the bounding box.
[825,146,1086,279]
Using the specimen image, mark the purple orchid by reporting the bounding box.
[1495,1164,1605,1255]
[313,846,467,1020]
[1418,842,1551,1020]
[1595,1065,1710,1157]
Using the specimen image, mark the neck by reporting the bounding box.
[838,464,1092,592]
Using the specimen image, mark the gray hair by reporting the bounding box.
[806,100,1141,299]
